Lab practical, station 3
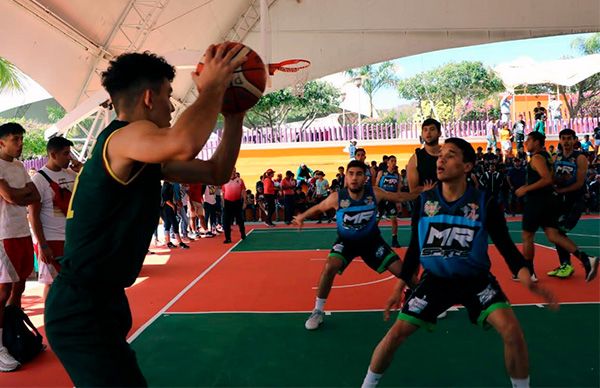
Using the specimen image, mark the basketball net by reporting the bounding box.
[268,59,311,97]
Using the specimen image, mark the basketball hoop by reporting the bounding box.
[268,59,311,97]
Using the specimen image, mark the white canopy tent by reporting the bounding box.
[494,54,600,91]
[1,0,599,157]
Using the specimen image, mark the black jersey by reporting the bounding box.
[61,120,162,287]
[416,148,438,185]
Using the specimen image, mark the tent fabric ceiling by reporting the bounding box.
[1,0,599,114]
[494,54,600,91]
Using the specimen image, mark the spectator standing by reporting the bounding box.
[0,122,41,371]
[263,169,276,226]
[314,171,331,223]
[500,95,512,124]
[507,158,526,215]
[160,181,189,249]
[203,185,219,235]
[221,167,246,243]
[486,118,498,149]
[548,95,562,132]
[512,114,526,152]
[580,135,593,154]
[500,123,513,159]
[29,137,78,301]
[480,163,505,207]
[347,139,357,159]
[282,171,296,225]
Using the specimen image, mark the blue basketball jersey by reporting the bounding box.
[554,150,583,196]
[378,171,399,192]
[417,186,489,277]
[336,185,379,240]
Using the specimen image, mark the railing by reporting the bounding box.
[22,117,599,163]
[196,116,599,160]
[23,157,48,172]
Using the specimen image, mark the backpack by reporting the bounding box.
[2,305,45,363]
[38,170,72,216]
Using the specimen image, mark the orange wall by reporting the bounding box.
[235,139,559,186]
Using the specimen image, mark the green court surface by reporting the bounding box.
[133,304,600,387]
[234,219,600,255]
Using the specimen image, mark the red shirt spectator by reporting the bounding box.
[188,183,204,204]
[263,169,275,195]
[282,172,296,196]
[222,177,246,201]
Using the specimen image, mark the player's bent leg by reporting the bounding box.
[305,256,345,331]
[544,227,599,282]
[486,307,529,381]
[362,319,419,387]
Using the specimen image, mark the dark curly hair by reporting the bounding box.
[101,51,175,113]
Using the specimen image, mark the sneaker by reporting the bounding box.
[530,273,538,282]
[391,236,400,248]
[0,346,20,372]
[223,239,232,244]
[305,309,324,330]
[166,242,177,249]
[179,242,190,249]
[204,231,215,238]
[316,220,322,224]
[547,266,562,277]
[555,264,575,279]
[437,310,448,319]
[216,225,224,233]
[584,255,599,282]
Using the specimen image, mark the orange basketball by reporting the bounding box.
[196,43,267,113]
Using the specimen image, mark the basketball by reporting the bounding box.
[196,43,267,113]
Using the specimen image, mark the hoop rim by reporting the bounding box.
[268,59,311,75]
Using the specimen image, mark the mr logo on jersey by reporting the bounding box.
[422,223,479,257]
[342,210,375,229]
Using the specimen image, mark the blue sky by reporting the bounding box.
[373,33,594,109]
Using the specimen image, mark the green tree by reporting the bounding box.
[346,62,398,117]
[0,57,23,93]
[559,33,600,117]
[245,80,341,137]
[397,61,503,121]
[47,105,66,123]
[22,129,47,159]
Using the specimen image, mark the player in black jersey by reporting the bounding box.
[516,132,598,282]
[45,46,248,386]
[407,118,441,191]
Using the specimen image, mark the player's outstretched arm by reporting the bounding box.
[108,43,247,165]
[161,111,245,184]
[292,192,338,228]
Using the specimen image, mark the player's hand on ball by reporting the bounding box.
[193,42,247,92]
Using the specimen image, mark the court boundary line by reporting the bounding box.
[127,229,255,343]
[162,301,600,315]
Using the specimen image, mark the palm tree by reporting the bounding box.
[345,62,398,117]
[0,57,23,93]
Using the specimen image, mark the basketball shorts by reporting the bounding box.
[0,236,34,283]
[522,194,559,232]
[329,234,399,274]
[398,271,510,330]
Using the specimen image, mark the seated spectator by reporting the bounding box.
[296,163,314,187]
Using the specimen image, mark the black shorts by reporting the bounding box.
[522,194,559,232]
[557,194,585,233]
[329,234,399,274]
[399,272,510,331]
[380,200,398,217]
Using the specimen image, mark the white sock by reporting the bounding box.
[510,376,530,388]
[0,328,3,347]
[315,297,326,311]
[361,368,382,388]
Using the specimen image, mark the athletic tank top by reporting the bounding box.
[416,148,438,185]
[554,150,584,198]
[417,186,489,278]
[378,170,400,192]
[60,120,162,288]
[336,185,379,240]
[526,150,554,198]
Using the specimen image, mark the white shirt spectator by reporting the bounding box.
[0,158,31,239]
[30,167,76,241]
[548,99,562,119]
